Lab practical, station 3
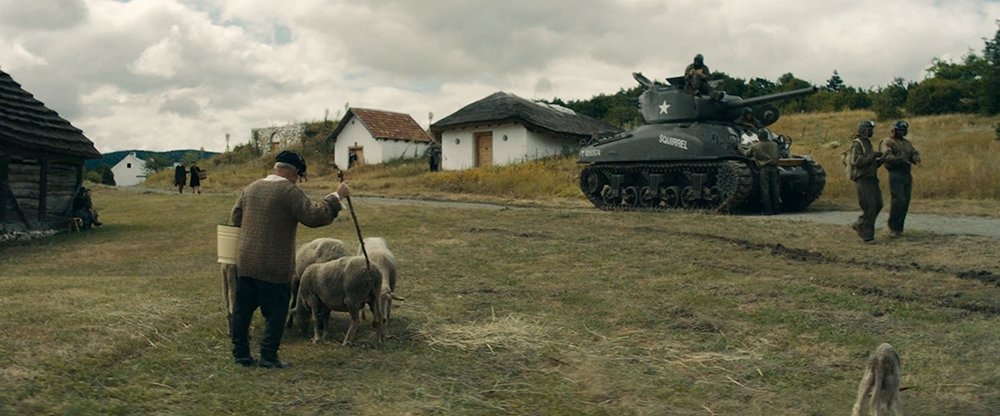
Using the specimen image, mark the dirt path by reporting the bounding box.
[114,186,1000,240]
[354,196,1000,239]
[758,210,1000,239]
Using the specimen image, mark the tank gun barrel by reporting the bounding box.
[726,86,818,109]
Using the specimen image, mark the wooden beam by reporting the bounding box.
[1,181,31,229]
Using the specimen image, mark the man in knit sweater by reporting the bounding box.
[229,151,350,368]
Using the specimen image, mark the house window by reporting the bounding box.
[127,163,132,168]
[502,135,508,141]
[455,138,460,145]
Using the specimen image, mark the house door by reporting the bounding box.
[475,132,492,167]
[349,147,364,168]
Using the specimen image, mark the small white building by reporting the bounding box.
[326,108,433,169]
[430,92,621,170]
[111,152,147,186]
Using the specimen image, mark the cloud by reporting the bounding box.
[0,0,88,30]
[1,0,997,153]
[159,95,202,116]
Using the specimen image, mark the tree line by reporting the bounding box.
[552,22,1000,127]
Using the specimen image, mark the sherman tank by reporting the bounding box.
[578,72,826,213]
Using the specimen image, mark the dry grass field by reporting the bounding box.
[2,111,999,414]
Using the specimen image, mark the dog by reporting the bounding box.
[67,217,83,233]
[852,343,903,416]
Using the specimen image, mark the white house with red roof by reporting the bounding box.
[325,108,433,169]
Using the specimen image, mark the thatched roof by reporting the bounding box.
[327,108,432,143]
[0,69,101,159]
[430,92,622,142]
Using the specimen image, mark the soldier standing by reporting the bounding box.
[879,120,921,237]
[744,128,781,215]
[849,120,883,243]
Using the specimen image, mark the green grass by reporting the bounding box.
[1,186,998,415]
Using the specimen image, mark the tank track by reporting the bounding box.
[781,158,827,212]
[580,160,755,213]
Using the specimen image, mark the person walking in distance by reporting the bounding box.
[879,120,921,237]
[744,128,781,215]
[189,162,202,194]
[174,162,186,194]
[228,151,350,368]
[849,120,883,243]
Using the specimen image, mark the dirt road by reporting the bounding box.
[356,196,1000,239]
[757,210,1000,239]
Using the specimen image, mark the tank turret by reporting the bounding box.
[577,72,826,213]
[634,72,818,126]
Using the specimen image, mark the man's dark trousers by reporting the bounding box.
[887,165,913,233]
[759,165,780,214]
[231,276,291,360]
[853,176,883,241]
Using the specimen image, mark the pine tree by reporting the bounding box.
[826,70,845,91]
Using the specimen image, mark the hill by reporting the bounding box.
[85,149,219,170]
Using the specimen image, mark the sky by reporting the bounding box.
[1,0,998,154]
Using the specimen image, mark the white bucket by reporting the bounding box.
[217,225,240,264]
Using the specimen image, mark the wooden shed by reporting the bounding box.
[1,68,101,235]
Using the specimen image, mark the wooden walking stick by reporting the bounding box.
[337,169,383,343]
[338,170,371,265]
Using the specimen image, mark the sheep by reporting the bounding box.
[359,237,405,330]
[293,255,384,345]
[287,238,352,327]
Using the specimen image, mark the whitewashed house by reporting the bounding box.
[326,108,433,169]
[430,92,621,171]
[110,152,147,186]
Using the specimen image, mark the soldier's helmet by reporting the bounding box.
[694,54,704,64]
[757,128,770,140]
[893,120,909,135]
[857,120,875,135]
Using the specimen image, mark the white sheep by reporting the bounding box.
[288,238,352,327]
[359,237,404,330]
[293,255,384,345]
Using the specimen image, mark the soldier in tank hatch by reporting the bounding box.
[684,53,712,96]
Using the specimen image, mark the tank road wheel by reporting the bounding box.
[601,187,621,207]
[662,186,681,208]
[622,186,640,208]
[639,186,658,208]
[680,186,701,209]
[582,169,607,196]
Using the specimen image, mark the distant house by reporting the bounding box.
[110,152,147,186]
[325,108,433,169]
[0,68,101,234]
[430,92,622,170]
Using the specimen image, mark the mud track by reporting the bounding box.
[662,229,1000,316]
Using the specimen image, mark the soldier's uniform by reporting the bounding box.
[744,131,781,215]
[850,121,883,243]
[879,121,921,237]
[684,54,712,95]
